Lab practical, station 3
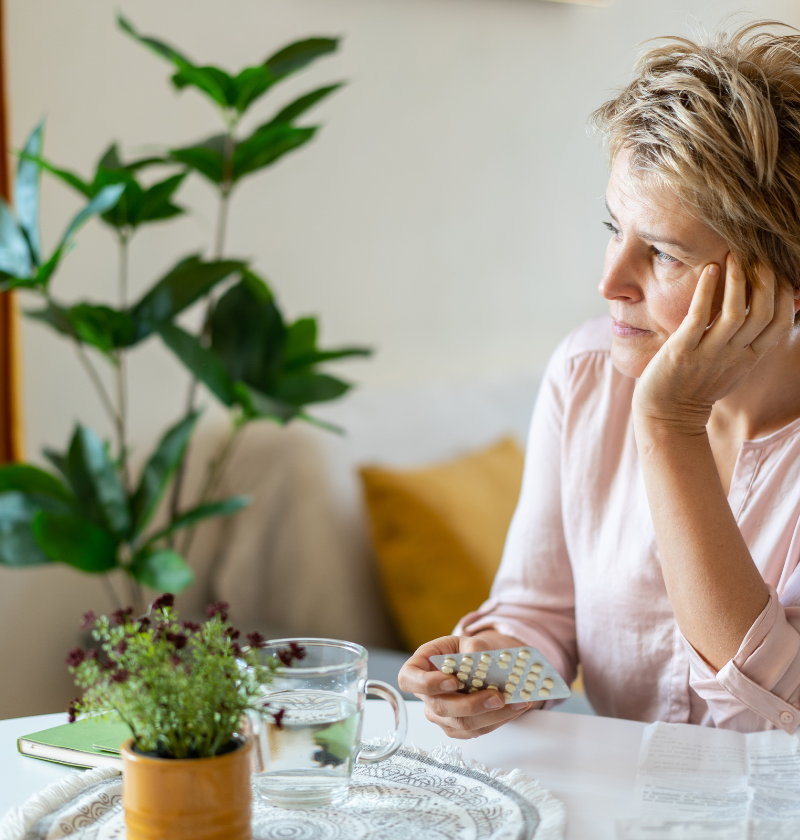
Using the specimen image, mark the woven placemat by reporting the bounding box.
[1,742,565,840]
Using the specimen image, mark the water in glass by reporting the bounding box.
[254,689,362,808]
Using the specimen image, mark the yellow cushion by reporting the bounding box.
[359,437,524,652]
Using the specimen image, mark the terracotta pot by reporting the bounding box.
[121,738,252,840]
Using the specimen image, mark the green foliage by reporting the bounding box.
[0,17,371,600]
[67,598,296,758]
[0,125,123,292]
[29,143,187,233]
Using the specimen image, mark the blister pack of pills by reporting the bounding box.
[428,647,571,704]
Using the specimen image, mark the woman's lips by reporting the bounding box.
[612,319,650,337]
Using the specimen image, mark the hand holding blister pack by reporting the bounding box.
[428,647,571,705]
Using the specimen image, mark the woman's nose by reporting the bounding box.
[598,244,643,302]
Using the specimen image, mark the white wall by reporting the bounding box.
[3,0,800,718]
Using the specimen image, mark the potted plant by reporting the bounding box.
[67,594,301,840]
[0,15,370,612]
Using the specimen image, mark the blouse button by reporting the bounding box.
[780,711,794,724]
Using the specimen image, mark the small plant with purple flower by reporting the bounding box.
[66,595,304,759]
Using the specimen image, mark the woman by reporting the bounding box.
[399,21,800,737]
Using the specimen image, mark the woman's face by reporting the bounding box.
[600,149,730,379]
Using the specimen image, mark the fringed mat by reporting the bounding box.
[1,743,565,840]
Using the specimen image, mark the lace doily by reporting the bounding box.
[1,743,565,840]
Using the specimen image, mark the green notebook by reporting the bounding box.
[18,716,131,769]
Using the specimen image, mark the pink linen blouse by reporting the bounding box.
[456,316,800,733]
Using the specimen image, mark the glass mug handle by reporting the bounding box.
[356,679,408,765]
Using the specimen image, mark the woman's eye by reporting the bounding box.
[603,221,621,238]
[653,248,678,264]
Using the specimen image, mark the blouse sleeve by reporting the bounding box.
[683,582,800,733]
[455,338,579,688]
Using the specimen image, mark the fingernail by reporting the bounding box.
[709,264,719,276]
[441,678,458,692]
[485,695,504,710]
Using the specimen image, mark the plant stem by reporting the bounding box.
[179,418,244,560]
[101,574,123,612]
[73,340,122,439]
[167,122,237,536]
[115,232,132,492]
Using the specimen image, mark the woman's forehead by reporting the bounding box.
[606,151,723,257]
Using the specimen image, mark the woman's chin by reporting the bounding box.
[610,343,653,380]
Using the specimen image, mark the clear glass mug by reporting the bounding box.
[249,638,408,809]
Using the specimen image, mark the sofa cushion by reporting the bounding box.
[359,437,524,652]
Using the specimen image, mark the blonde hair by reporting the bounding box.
[591,21,800,290]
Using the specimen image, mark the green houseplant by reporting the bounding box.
[0,16,369,611]
[68,594,301,840]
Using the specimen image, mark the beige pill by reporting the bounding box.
[469,687,478,693]
[498,652,512,661]
[441,666,454,674]
[505,683,516,693]
[498,661,510,670]
[524,681,537,692]
[542,677,554,689]
[487,684,498,691]
[444,657,457,668]
[504,692,513,702]
[475,667,488,677]
[539,688,551,698]
[511,665,524,676]
[472,678,484,687]
[518,650,531,660]
[461,655,474,665]
[530,663,543,673]
[480,653,492,663]
[458,682,466,690]
[519,690,531,701]
[508,674,520,685]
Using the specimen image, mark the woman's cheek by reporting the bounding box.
[646,275,697,335]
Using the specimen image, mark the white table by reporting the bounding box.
[0,702,646,839]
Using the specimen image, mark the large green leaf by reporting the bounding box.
[233,383,298,424]
[233,122,316,182]
[130,256,245,339]
[272,372,351,406]
[57,184,125,253]
[269,84,343,125]
[231,66,276,114]
[0,201,33,280]
[134,172,186,225]
[210,272,285,393]
[156,323,236,405]
[27,301,136,355]
[146,495,251,544]
[130,411,200,539]
[32,510,118,572]
[0,464,73,503]
[42,448,70,484]
[264,38,339,80]
[0,492,65,567]
[283,317,371,372]
[66,425,131,537]
[25,155,93,198]
[170,121,316,186]
[129,548,194,593]
[15,121,44,265]
[118,15,232,108]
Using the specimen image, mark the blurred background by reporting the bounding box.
[2,0,799,719]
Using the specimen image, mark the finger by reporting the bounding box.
[427,702,535,740]
[424,686,510,720]
[732,263,776,349]
[398,635,495,696]
[750,281,795,357]
[706,253,747,345]
[675,263,719,349]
